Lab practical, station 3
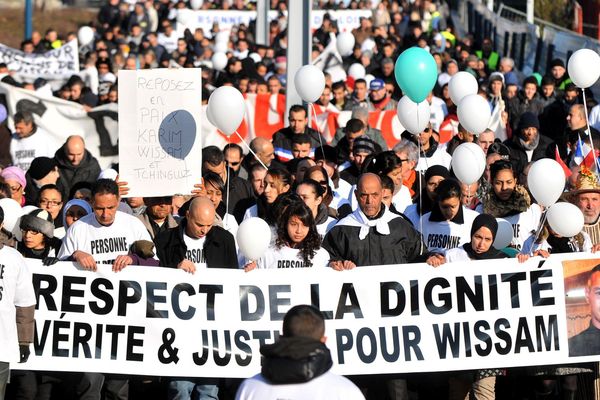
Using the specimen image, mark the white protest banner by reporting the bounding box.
[0,40,79,82]
[16,254,600,377]
[118,69,203,197]
[176,9,371,37]
[0,83,118,169]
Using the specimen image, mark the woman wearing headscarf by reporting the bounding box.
[62,199,92,231]
[435,214,508,400]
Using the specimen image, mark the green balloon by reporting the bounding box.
[394,47,438,103]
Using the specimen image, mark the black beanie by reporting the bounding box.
[517,112,540,131]
[28,157,56,181]
[550,58,565,69]
[424,165,450,182]
[471,213,498,241]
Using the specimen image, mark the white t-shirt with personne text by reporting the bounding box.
[258,245,330,269]
[0,246,36,363]
[419,207,479,253]
[10,130,58,171]
[58,211,152,265]
[183,232,207,268]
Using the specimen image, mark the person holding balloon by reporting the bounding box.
[244,201,330,271]
[479,159,542,250]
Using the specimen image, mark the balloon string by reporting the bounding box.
[310,103,325,159]
[582,88,600,172]
[234,131,268,170]
[530,209,548,256]
[225,134,230,230]
[417,142,424,255]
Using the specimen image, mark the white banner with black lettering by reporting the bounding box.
[176,9,371,36]
[0,40,79,82]
[16,254,600,377]
[0,82,118,169]
[118,69,203,197]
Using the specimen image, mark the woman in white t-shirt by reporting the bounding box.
[246,201,330,270]
[296,179,336,238]
[420,178,479,263]
[478,159,542,251]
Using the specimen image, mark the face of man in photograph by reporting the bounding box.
[586,270,600,329]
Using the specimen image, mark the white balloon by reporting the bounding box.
[457,94,491,135]
[214,41,228,54]
[206,104,216,127]
[449,71,478,105]
[568,49,600,89]
[527,159,565,207]
[336,32,355,57]
[214,31,230,45]
[0,198,23,235]
[190,0,203,10]
[207,86,245,136]
[294,65,326,103]
[547,202,584,238]
[396,96,431,136]
[451,142,486,185]
[21,206,39,215]
[77,26,94,47]
[348,63,366,79]
[248,52,262,63]
[493,218,513,249]
[237,217,272,261]
[211,52,228,71]
[364,74,375,88]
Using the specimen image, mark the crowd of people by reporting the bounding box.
[1,0,600,399]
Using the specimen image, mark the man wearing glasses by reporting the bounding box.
[223,143,247,180]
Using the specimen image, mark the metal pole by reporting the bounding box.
[25,0,33,40]
[284,0,311,124]
[526,0,534,24]
[255,0,269,46]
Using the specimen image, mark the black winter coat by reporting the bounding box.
[503,133,554,177]
[154,219,238,269]
[54,147,101,196]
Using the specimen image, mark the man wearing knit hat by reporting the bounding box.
[549,58,572,92]
[339,136,378,186]
[0,206,36,399]
[503,112,554,176]
[24,157,59,206]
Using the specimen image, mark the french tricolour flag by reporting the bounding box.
[573,135,597,169]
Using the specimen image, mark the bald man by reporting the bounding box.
[569,265,600,356]
[155,197,238,270]
[323,173,426,268]
[54,134,101,194]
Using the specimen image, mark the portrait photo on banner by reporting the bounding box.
[563,258,600,357]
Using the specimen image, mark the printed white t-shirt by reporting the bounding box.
[10,130,58,171]
[58,210,152,265]
[258,245,330,269]
[183,232,207,268]
[0,246,36,363]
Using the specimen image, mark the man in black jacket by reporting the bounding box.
[155,197,237,271]
[54,135,101,196]
[503,112,553,177]
[272,105,324,163]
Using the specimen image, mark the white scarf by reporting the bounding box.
[338,206,399,240]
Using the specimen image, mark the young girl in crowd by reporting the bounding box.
[305,165,351,219]
[296,179,336,237]
[246,201,330,270]
[202,172,239,238]
[479,159,542,251]
[419,178,479,263]
[243,168,292,225]
[18,208,62,262]
[62,199,92,230]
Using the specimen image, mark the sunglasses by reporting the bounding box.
[227,161,241,167]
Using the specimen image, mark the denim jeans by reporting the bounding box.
[167,379,219,400]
